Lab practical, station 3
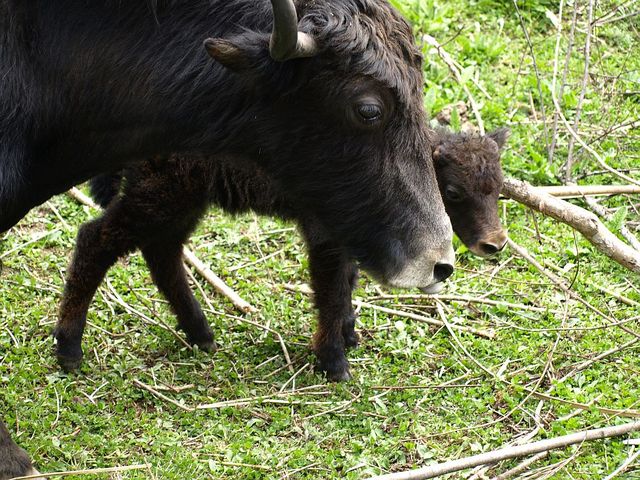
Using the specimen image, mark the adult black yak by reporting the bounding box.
[0,0,454,476]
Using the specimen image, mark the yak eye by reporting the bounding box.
[357,103,382,122]
[445,185,464,202]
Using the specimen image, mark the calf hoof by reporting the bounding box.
[326,367,352,382]
[193,339,217,352]
[317,357,352,382]
[186,329,216,352]
[343,330,360,349]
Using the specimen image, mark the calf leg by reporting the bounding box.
[0,420,44,480]
[54,207,138,371]
[140,241,215,350]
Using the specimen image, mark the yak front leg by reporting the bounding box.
[306,238,356,382]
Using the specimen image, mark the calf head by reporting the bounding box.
[432,128,509,257]
[203,0,454,289]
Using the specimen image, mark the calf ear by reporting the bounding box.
[204,38,255,72]
[488,128,510,149]
[432,145,446,165]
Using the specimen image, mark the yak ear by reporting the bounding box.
[204,37,255,71]
[488,128,510,149]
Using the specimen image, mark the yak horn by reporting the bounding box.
[269,0,318,61]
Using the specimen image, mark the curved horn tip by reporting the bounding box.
[269,0,318,61]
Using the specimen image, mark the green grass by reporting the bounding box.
[2,0,640,478]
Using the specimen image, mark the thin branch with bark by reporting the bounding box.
[535,184,640,198]
[501,178,640,273]
[366,421,640,480]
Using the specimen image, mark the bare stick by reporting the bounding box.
[535,184,640,198]
[67,188,256,314]
[10,463,151,479]
[502,178,640,273]
[603,447,640,480]
[354,300,495,339]
[557,337,640,384]
[422,34,485,134]
[549,95,640,187]
[526,390,640,419]
[491,451,548,480]
[67,187,100,209]
[365,421,640,480]
[133,379,195,412]
[283,284,494,339]
[564,0,594,181]
[370,293,562,314]
[182,247,256,314]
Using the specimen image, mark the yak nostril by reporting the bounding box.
[433,262,454,282]
[480,242,500,255]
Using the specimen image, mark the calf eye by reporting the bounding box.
[357,103,382,123]
[445,185,464,202]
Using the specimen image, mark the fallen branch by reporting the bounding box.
[501,178,640,274]
[536,184,640,198]
[355,299,495,339]
[490,451,548,480]
[366,421,640,480]
[550,94,640,187]
[67,187,256,313]
[581,194,640,252]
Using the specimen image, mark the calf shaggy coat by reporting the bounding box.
[54,128,508,381]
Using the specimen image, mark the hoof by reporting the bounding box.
[325,367,352,382]
[57,353,83,372]
[193,339,217,352]
[317,357,352,382]
[53,328,83,372]
[343,330,360,349]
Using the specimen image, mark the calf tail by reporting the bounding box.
[89,173,123,208]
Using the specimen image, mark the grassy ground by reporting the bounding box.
[2,0,640,478]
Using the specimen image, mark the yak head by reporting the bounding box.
[203,0,455,290]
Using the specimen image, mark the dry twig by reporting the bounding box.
[10,463,151,479]
[490,451,549,480]
[366,421,640,480]
[535,184,640,198]
[283,284,495,339]
[182,247,256,313]
[422,34,485,134]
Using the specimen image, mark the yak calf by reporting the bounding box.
[54,128,508,381]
